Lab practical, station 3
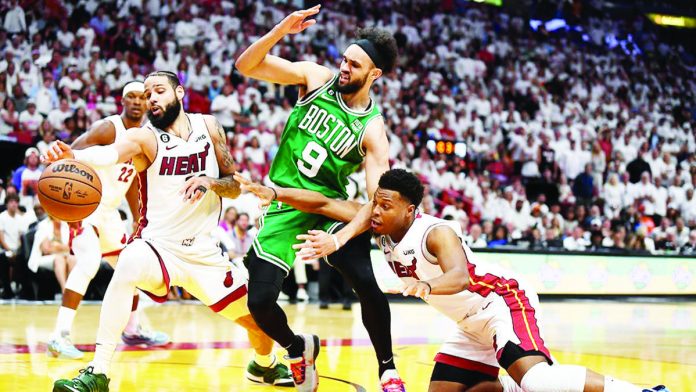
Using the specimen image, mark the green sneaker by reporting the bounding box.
[245,359,294,387]
[53,366,110,392]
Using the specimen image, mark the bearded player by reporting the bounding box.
[47,81,169,360]
[235,169,669,392]
[45,71,292,391]
[235,5,403,391]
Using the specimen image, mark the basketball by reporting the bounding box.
[37,159,102,222]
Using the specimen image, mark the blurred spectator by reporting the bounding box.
[0,194,31,298]
[487,225,509,248]
[0,98,19,135]
[464,224,487,248]
[564,226,589,251]
[19,101,42,134]
[3,0,26,34]
[27,215,74,293]
[20,147,42,202]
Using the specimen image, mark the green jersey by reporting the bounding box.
[269,75,382,200]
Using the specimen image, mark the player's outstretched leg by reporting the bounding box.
[506,355,668,392]
[231,313,293,387]
[246,249,319,391]
[53,240,167,392]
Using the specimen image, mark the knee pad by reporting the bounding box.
[246,281,280,314]
[71,226,102,280]
[64,265,92,296]
[520,362,586,392]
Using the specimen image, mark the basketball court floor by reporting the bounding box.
[1,299,694,391]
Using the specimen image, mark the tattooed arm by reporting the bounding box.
[179,116,241,202]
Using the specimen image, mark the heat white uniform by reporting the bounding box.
[129,113,247,315]
[68,116,137,290]
[376,212,551,377]
[83,115,136,255]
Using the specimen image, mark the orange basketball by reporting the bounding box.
[38,159,102,222]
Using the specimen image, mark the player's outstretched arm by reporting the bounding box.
[303,118,391,258]
[233,172,361,222]
[235,5,332,89]
[42,127,154,168]
[180,116,241,202]
[402,226,471,300]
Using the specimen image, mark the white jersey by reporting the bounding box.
[377,213,518,326]
[94,115,137,210]
[134,113,223,263]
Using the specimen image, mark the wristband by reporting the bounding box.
[331,234,341,251]
[270,187,278,201]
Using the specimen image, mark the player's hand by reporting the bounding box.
[274,5,320,35]
[233,172,274,208]
[42,140,74,163]
[179,175,213,204]
[401,280,431,300]
[293,229,340,260]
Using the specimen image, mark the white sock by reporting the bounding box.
[123,311,140,335]
[380,369,401,383]
[499,375,524,392]
[54,307,76,337]
[90,342,116,375]
[255,352,276,368]
[604,376,642,392]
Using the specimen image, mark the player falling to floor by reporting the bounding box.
[44,71,293,392]
[235,5,403,391]
[234,169,669,392]
[47,81,169,360]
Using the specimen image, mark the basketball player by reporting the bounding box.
[44,71,292,391]
[47,81,169,360]
[235,5,403,391]
[234,169,669,392]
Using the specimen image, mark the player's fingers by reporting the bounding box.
[301,19,317,30]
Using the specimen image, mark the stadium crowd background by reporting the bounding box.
[0,0,695,299]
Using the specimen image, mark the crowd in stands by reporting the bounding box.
[0,0,694,301]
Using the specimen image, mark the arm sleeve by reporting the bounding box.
[73,145,119,167]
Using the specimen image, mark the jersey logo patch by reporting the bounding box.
[165,145,178,150]
[160,133,170,143]
[389,257,420,279]
[224,270,233,288]
[194,134,206,142]
[351,119,363,132]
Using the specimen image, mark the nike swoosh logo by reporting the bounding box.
[165,145,178,150]
[65,386,80,392]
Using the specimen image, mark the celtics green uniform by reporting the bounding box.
[252,75,382,273]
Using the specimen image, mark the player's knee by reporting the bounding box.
[112,244,146,284]
[246,282,279,316]
[520,362,585,392]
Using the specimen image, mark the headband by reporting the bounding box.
[122,81,144,97]
[353,39,387,71]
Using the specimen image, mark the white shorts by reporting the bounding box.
[128,238,249,318]
[84,207,128,257]
[435,278,551,377]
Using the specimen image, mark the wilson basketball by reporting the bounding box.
[37,159,102,222]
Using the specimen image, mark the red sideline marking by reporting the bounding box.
[0,337,430,355]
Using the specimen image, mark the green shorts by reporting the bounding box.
[252,202,342,274]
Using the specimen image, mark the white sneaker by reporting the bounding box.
[297,288,309,301]
[285,334,320,392]
[47,335,84,359]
